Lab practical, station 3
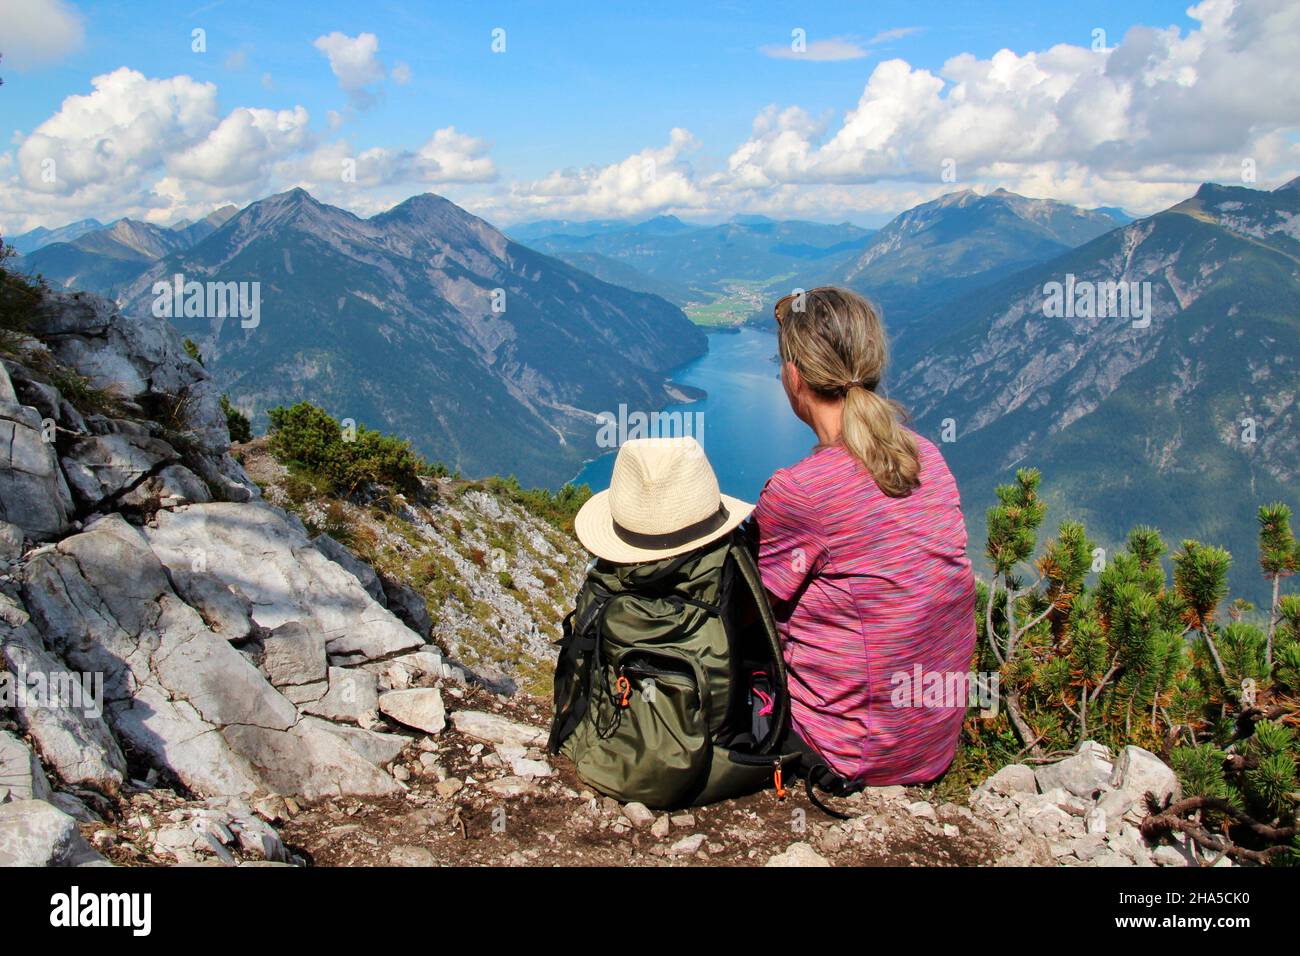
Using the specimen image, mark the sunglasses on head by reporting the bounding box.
[773,292,797,326]
[773,287,831,326]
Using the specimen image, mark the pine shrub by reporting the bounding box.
[266,401,425,496]
[974,474,1298,862]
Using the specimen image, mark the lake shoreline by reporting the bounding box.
[571,326,810,498]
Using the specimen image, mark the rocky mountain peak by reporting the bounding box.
[102,218,180,257]
[208,203,240,224]
[378,191,461,220]
[370,191,508,260]
[934,187,980,205]
[231,187,359,233]
[835,187,1122,308]
[1170,179,1300,254]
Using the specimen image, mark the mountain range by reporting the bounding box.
[14,207,239,295]
[9,179,1296,600]
[7,217,105,255]
[522,215,875,301]
[94,189,704,486]
[817,189,1127,347]
[892,178,1300,601]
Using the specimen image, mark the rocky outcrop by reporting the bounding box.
[18,509,413,801]
[1,289,253,545]
[31,291,229,457]
[0,799,107,866]
[0,285,598,868]
[1032,740,1114,798]
[0,362,75,539]
[143,503,424,664]
[0,587,128,794]
[313,532,386,604]
[0,288,449,833]
[1111,744,1181,805]
[972,740,1205,867]
[240,439,584,698]
[0,729,54,803]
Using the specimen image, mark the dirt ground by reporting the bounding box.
[272,685,1004,868]
[83,680,1011,867]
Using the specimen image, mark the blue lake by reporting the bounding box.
[573,327,817,502]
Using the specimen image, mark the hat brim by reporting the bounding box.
[574,491,754,564]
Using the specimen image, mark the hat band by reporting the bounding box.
[611,503,730,552]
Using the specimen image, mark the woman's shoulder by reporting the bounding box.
[909,429,958,483]
[761,445,859,503]
[768,432,958,501]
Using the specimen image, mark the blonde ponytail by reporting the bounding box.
[841,384,920,497]
[775,287,921,498]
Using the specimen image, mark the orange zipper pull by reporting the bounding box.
[616,675,632,708]
[773,759,788,800]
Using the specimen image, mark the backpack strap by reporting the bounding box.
[546,583,616,753]
[671,594,722,615]
[726,535,790,753]
[799,759,862,821]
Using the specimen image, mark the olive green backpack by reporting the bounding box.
[547,529,798,809]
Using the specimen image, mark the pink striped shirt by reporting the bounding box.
[752,435,976,784]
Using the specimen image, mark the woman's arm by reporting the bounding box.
[750,469,827,604]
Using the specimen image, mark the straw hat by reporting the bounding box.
[574,437,753,563]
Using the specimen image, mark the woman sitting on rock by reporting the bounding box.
[751,286,977,789]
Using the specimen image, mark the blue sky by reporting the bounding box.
[6,1,1197,175]
[2,0,1298,233]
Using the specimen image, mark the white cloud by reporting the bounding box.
[868,27,923,45]
[17,68,219,194]
[168,106,313,187]
[0,67,497,234]
[729,0,1300,212]
[5,0,1299,235]
[760,37,867,62]
[0,0,85,70]
[471,0,1299,225]
[472,125,938,226]
[284,127,496,190]
[414,127,495,182]
[391,62,412,85]
[313,31,386,109]
[479,129,705,221]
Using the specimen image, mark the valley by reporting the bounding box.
[542,182,1299,606]
[683,277,789,327]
